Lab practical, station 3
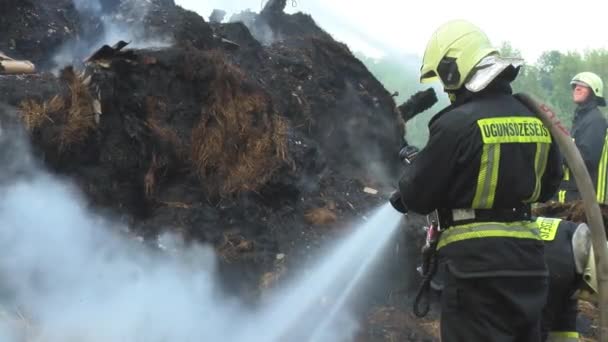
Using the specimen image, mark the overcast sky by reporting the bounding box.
[175,0,608,63]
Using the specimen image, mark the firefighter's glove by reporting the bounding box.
[399,145,420,164]
[389,190,407,214]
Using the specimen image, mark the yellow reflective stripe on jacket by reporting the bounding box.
[547,331,579,341]
[437,221,540,250]
[596,129,608,203]
[558,190,566,203]
[473,117,551,208]
[536,217,561,241]
[477,117,551,144]
[472,144,500,208]
[563,165,570,181]
[525,142,551,203]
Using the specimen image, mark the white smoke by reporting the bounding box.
[227,9,280,46]
[53,0,173,69]
[0,112,248,341]
[0,108,403,341]
[249,19,282,46]
[0,146,248,341]
[72,0,102,12]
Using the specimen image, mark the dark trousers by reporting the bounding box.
[541,270,578,341]
[441,270,548,342]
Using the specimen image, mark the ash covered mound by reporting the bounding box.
[0,0,433,340]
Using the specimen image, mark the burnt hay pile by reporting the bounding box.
[0,0,440,340]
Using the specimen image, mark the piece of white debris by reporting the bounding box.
[276,253,285,260]
[93,99,102,115]
[363,187,378,195]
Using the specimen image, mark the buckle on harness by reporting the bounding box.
[452,209,476,221]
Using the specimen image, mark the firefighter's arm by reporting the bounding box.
[398,117,459,215]
[538,140,564,202]
[574,249,599,304]
[572,223,601,304]
[575,118,607,172]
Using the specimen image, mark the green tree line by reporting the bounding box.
[358,46,608,147]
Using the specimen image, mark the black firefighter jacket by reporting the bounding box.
[398,82,563,276]
[560,99,608,202]
[540,218,580,340]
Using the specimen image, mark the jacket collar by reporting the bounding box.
[575,97,599,119]
[429,78,513,127]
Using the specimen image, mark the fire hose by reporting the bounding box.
[515,93,608,340]
[412,219,441,317]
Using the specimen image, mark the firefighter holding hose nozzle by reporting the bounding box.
[389,20,563,342]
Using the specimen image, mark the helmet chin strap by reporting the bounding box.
[447,92,457,103]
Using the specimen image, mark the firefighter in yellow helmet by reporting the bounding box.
[390,20,563,341]
[557,72,608,203]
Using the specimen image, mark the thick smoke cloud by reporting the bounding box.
[0,125,247,341]
[0,105,401,341]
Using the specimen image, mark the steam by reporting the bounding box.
[0,105,400,341]
[0,176,239,341]
[73,0,102,12]
[229,9,283,46]
[0,118,245,341]
[333,83,399,186]
[53,0,173,68]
